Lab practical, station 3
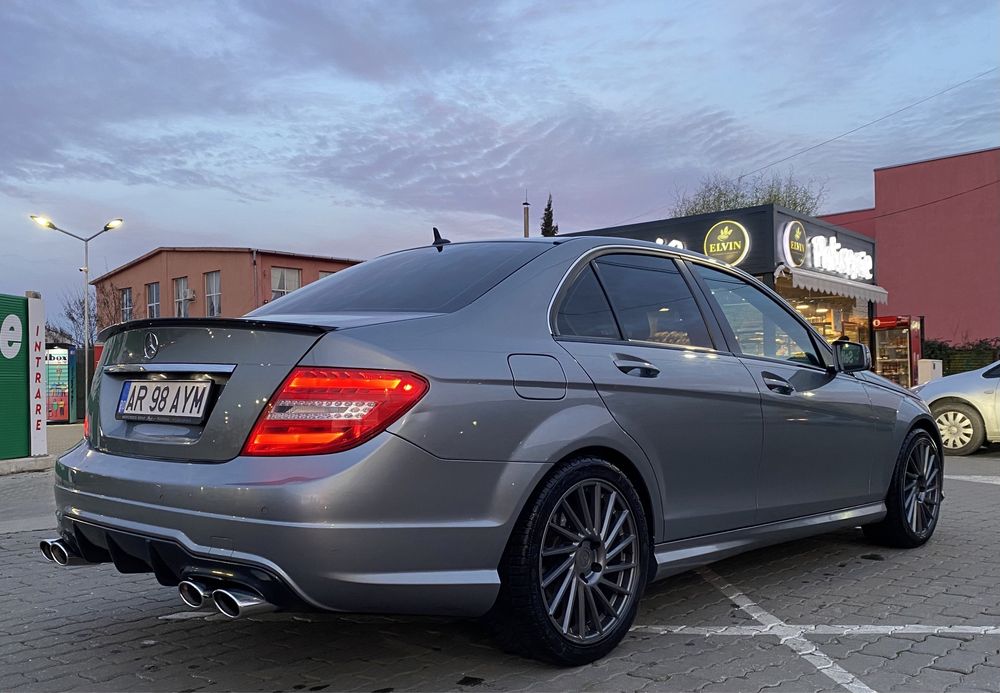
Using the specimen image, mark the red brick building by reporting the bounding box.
[822,148,1000,343]
[91,247,359,331]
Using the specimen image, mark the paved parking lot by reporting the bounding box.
[2,449,998,692]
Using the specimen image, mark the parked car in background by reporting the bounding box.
[44,237,943,665]
[914,361,1000,455]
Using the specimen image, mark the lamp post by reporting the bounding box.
[29,215,124,422]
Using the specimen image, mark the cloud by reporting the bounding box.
[0,0,996,247]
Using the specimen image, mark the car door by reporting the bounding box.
[554,252,763,540]
[689,262,880,523]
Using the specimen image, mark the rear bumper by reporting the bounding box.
[54,433,548,616]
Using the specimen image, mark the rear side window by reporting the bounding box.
[252,243,550,315]
[556,266,620,339]
[984,363,1000,378]
[594,254,713,349]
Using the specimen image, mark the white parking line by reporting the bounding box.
[696,567,877,693]
[632,624,1000,636]
[945,475,1000,485]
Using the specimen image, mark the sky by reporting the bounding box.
[1,0,998,308]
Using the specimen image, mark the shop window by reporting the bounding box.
[556,266,620,339]
[204,271,221,317]
[271,267,301,300]
[594,254,712,349]
[146,282,160,319]
[774,276,870,346]
[694,264,820,367]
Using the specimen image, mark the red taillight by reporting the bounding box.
[83,415,89,439]
[242,368,428,456]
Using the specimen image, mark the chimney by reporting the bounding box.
[522,191,530,238]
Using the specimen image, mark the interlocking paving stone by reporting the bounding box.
[1,453,998,691]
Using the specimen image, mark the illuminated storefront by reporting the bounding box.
[573,204,892,368]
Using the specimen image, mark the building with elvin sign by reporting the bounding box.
[570,205,901,378]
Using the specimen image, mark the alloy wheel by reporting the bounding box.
[903,437,941,537]
[935,410,974,450]
[538,479,638,644]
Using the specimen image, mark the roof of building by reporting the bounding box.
[91,246,362,285]
[874,146,1000,172]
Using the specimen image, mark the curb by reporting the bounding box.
[0,455,54,476]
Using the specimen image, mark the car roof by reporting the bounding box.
[401,235,713,261]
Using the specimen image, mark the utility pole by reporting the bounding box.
[522,190,530,238]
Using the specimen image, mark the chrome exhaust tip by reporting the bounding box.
[211,588,276,619]
[47,539,87,566]
[39,539,55,562]
[178,580,214,609]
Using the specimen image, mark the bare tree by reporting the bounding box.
[56,282,144,345]
[672,172,827,217]
[56,289,97,347]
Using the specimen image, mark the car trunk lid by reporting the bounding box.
[90,318,329,461]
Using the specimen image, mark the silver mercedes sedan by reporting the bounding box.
[914,361,1000,455]
[46,237,943,665]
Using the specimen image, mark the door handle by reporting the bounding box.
[613,359,660,378]
[762,372,795,395]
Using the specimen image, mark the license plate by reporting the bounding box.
[116,380,212,423]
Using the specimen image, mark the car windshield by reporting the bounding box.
[251,242,551,315]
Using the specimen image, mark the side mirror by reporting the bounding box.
[833,341,872,374]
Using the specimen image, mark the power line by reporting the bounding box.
[826,178,999,224]
[737,66,999,180]
[611,65,999,227]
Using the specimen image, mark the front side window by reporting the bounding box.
[555,265,620,339]
[271,267,301,300]
[204,270,221,317]
[693,264,820,366]
[594,254,712,348]
[120,287,133,322]
[146,282,160,319]
[173,276,189,318]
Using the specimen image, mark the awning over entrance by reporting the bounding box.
[784,267,889,304]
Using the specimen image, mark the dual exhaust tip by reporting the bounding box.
[178,580,275,619]
[39,539,87,566]
[41,539,275,619]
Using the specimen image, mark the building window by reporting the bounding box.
[271,267,301,300]
[146,282,160,319]
[204,271,221,317]
[120,287,133,323]
[174,276,189,318]
[318,270,336,279]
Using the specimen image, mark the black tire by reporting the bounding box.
[491,456,650,666]
[931,402,985,456]
[863,428,943,548]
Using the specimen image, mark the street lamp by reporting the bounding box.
[30,215,125,421]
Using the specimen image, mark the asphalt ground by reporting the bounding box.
[1,446,998,692]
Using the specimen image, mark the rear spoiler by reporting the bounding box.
[97,317,334,343]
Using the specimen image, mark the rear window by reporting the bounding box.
[252,242,551,315]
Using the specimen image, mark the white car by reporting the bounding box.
[914,361,1000,455]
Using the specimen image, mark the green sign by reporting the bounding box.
[0,294,29,459]
[0,292,46,460]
